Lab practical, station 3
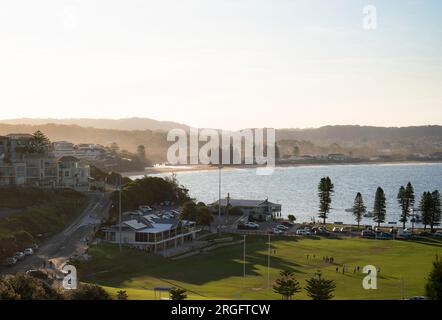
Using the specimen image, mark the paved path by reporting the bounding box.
[1,192,111,275]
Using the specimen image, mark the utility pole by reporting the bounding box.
[410,208,415,234]
[243,234,246,290]
[400,276,405,300]
[118,176,122,252]
[267,233,271,289]
[218,165,222,219]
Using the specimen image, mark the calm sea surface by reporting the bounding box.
[130,163,442,226]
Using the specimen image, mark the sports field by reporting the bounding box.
[80,235,442,300]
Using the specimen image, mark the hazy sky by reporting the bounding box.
[0,0,441,129]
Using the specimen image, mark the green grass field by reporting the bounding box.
[80,235,442,300]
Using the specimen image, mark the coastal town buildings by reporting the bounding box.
[0,134,91,191]
[52,141,106,161]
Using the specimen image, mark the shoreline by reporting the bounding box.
[122,160,442,177]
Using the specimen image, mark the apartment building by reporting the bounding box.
[0,134,90,191]
[52,141,106,161]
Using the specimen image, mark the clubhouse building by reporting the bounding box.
[103,206,199,253]
[210,194,282,221]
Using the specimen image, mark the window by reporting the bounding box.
[16,166,25,178]
[64,171,70,177]
[135,233,148,242]
[108,232,116,241]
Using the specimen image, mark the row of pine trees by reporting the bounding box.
[318,177,442,230]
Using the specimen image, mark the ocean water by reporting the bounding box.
[130,163,442,226]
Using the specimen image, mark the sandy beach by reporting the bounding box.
[121,160,442,178]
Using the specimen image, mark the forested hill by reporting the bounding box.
[1,122,441,161]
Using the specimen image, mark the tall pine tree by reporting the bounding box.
[318,177,334,224]
[352,192,366,229]
[397,182,415,229]
[420,191,433,231]
[305,271,336,300]
[373,187,386,227]
[431,190,442,232]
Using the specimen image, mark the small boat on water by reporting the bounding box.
[363,211,374,218]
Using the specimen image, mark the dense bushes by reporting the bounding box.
[0,273,63,300]
[108,176,190,222]
[0,188,87,260]
[64,283,112,300]
[0,273,112,300]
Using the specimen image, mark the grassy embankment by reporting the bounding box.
[0,188,87,259]
[79,234,442,300]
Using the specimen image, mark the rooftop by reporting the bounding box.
[106,210,195,234]
[211,198,280,208]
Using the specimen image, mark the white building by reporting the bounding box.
[52,141,106,161]
[0,134,91,191]
[58,156,91,191]
[103,207,199,253]
[210,195,282,221]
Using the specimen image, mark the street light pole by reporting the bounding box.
[411,208,415,234]
[243,234,246,290]
[267,233,271,289]
[218,165,222,219]
[118,176,122,252]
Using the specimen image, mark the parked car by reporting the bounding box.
[24,248,34,256]
[272,228,284,235]
[246,222,260,229]
[332,227,342,233]
[296,229,311,236]
[433,231,442,238]
[31,244,39,251]
[376,231,393,239]
[409,296,428,300]
[361,230,376,238]
[419,231,433,237]
[275,224,289,231]
[14,252,25,260]
[281,221,294,228]
[399,229,413,238]
[315,227,330,236]
[4,257,17,266]
[238,222,259,230]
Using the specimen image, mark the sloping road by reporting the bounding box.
[1,192,111,275]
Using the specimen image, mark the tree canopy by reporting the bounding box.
[273,270,301,300]
[305,271,336,300]
[373,187,386,227]
[426,255,442,300]
[109,176,190,223]
[352,192,366,228]
[318,177,334,224]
